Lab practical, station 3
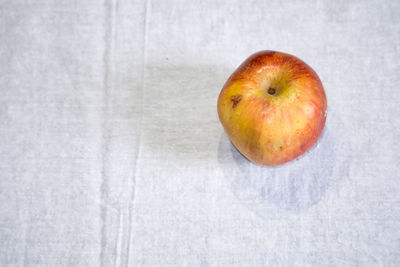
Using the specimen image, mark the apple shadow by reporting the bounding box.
[218,111,350,216]
[139,64,351,217]
[137,65,232,163]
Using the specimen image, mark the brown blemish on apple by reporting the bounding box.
[230,95,242,109]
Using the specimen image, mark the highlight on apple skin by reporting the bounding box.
[217,51,327,166]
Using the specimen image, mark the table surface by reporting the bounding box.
[1,0,399,266]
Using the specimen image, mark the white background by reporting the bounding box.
[1,0,399,266]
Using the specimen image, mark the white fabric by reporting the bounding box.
[1,0,399,266]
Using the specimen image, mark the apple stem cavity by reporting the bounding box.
[268,87,276,95]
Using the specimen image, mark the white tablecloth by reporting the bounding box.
[1,0,399,266]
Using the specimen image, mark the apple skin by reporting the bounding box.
[217,51,327,166]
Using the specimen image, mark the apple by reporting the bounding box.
[217,51,327,166]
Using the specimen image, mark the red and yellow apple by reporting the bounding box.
[217,51,327,166]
